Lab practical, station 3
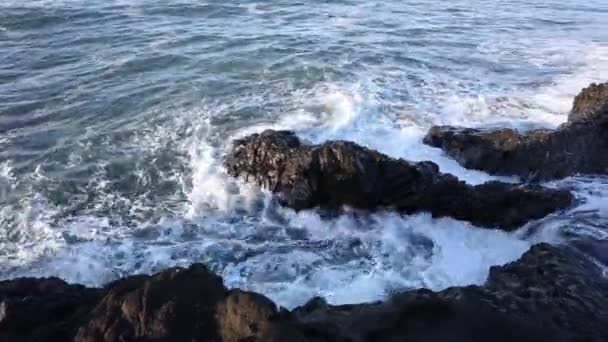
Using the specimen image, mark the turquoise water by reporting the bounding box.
[1,0,607,308]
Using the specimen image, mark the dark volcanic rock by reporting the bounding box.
[75,264,226,342]
[479,243,608,338]
[0,265,305,342]
[0,243,606,341]
[293,243,608,342]
[224,130,573,230]
[0,277,103,342]
[76,264,303,342]
[217,290,306,342]
[424,83,608,180]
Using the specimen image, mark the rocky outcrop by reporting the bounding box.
[424,83,608,181]
[0,265,305,342]
[75,265,228,342]
[0,278,103,341]
[75,264,306,342]
[0,243,606,341]
[570,82,608,123]
[293,243,608,342]
[224,130,573,230]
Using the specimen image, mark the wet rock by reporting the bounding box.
[293,243,608,342]
[0,243,606,341]
[424,83,608,180]
[224,130,573,230]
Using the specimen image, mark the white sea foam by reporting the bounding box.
[171,41,608,308]
[0,161,16,201]
[232,80,516,184]
[2,22,607,312]
[220,210,533,308]
[526,44,608,120]
[244,3,270,15]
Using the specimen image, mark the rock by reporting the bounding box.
[224,130,573,230]
[424,83,608,180]
[75,264,305,342]
[293,243,608,342]
[293,291,560,342]
[0,243,606,341]
[75,264,226,342]
[0,265,304,342]
[570,82,608,123]
[480,243,608,338]
[217,290,306,342]
[0,277,103,342]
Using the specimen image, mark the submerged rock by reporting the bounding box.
[424,83,608,181]
[0,243,606,341]
[224,130,573,230]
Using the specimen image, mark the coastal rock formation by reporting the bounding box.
[0,265,304,342]
[0,243,606,341]
[74,264,303,342]
[424,83,608,181]
[293,243,608,342]
[0,278,103,341]
[224,130,573,230]
[569,82,608,123]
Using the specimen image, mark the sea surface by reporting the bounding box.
[1,0,607,308]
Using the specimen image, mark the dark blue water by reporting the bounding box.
[1,0,607,308]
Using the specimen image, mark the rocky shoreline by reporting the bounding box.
[1,84,607,341]
[1,243,606,341]
[424,83,608,181]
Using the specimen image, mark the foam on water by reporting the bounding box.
[526,44,608,122]
[224,210,533,308]
[0,161,16,201]
[5,43,608,308]
[1,82,604,310]
[416,41,608,130]
[1,0,608,309]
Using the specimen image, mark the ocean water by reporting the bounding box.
[1,0,607,308]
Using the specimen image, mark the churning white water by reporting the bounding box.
[1,0,607,309]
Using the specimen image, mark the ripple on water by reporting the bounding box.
[0,0,607,308]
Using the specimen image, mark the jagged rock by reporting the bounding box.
[479,243,608,337]
[424,83,608,180]
[0,243,606,341]
[224,130,573,230]
[570,82,608,123]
